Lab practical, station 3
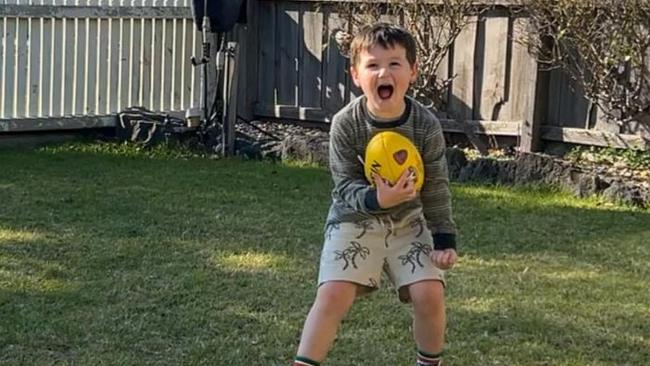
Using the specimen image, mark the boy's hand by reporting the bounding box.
[373,169,417,209]
[431,249,457,270]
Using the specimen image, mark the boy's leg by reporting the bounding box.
[295,280,359,364]
[295,219,384,364]
[408,280,446,365]
[383,211,447,365]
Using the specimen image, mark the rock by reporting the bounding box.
[281,135,329,166]
[446,148,467,180]
[496,160,517,184]
[514,153,562,185]
[458,158,499,183]
[235,138,262,160]
[602,181,647,208]
[567,172,599,198]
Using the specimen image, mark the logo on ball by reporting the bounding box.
[364,131,424,191]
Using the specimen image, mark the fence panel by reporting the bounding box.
[0,0,200,131]
[254,1,356,121]
[251,1,647,150]
[449,15,478,121]
[2,0,647,149]
[253,3,532,130]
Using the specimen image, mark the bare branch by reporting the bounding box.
[328,0,485,114]
[519,0,650,130]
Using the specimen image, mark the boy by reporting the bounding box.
[293,23,458,366]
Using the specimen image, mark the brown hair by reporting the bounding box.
[349,23,417,68]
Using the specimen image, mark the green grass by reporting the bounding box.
[1,143,648,366]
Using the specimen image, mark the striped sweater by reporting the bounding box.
[326,95,457,250]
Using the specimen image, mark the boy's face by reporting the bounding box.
[351,44,417,119]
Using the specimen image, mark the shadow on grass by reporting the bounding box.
[0,235,311,364]
[449,305,649,365]
[1,148,648,365]
[452,183,649,276]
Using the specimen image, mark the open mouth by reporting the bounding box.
[377,85,394,100]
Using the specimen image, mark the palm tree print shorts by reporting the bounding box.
[318,210,445,302]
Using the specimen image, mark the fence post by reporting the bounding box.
[233,0,258,122]
[523,63,551,153]
[516,18,542,153]
[223,42,240,157]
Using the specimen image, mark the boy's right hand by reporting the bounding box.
[373,169,417,209]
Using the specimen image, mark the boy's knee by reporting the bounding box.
[409,280,445,314]
[314,281,357,316]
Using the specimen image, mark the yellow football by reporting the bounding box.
[364,131,425,191]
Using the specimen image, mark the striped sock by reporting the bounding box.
[417,350,443,366]
[293,356,320,366]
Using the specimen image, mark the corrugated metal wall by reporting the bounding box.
[0,1,200,124]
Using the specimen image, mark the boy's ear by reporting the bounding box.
[410,62,419,84]
[350,65,361,87]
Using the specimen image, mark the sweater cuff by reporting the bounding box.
[433,233,456,251]
[364,189,382,211]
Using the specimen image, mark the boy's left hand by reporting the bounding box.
[431,249,457,270]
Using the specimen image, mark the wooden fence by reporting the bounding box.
[1,0,648,151]
[0,0,201,132]
[243,0,649,150]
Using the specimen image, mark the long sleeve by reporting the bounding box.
[420,118,457,250]
[329,115,388,215]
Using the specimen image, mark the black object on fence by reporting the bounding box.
[191,0,247,33]
[190,0,242,157]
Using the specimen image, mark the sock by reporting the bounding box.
[417,349,443,366]
[293,356,320,366]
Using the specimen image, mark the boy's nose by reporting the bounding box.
[378,67,389,77]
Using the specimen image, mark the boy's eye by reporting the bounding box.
[367,63,378,69]
[390,62,401,67]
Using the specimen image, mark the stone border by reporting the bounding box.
[234,121,648,208]
[447,149,648,208]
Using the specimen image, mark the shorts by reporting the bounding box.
[318,210,445,302]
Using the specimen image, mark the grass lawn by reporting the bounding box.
[0,143,648,366]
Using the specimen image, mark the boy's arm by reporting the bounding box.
[420,119,457,251]
[329,117,388,215]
